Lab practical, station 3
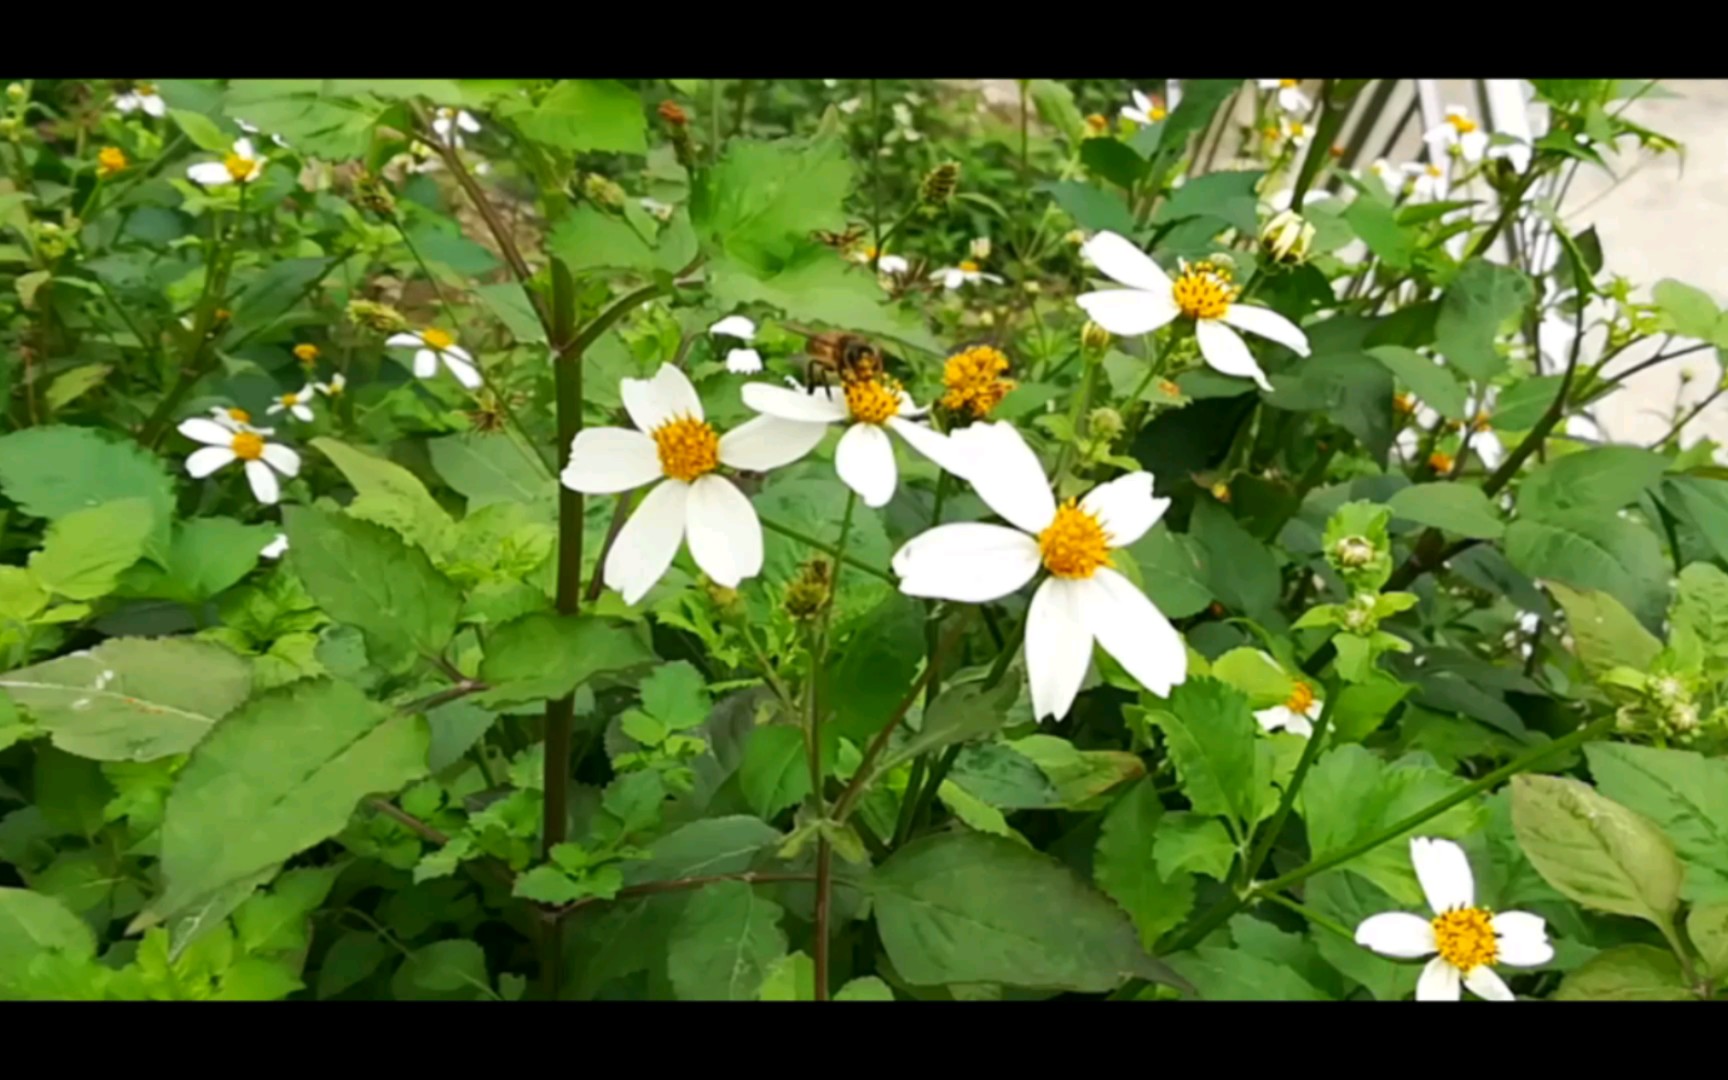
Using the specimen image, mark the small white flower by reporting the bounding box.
[893,422,1187,721]
[1355,837,1554,1002]
[1257,79,1312,115]
[267,385,316,423]
[1464,391,1504,470]
[932,260,1004,291]
[1275,116,1314,150]
[1363,158,1398,191]
[431,107,481,149]
[115,85,167,118]
[742,375,967,510]
[186,138,264,187]
[709,315,763,375]
[1076,231,1310,392]
[969,237,993,262]
[1403,160,1450,202]
[560,364,823,603]
[847,245,909,280]
[1120,89,1167,125]
[1255,678,1322,738]
[314,372,347,398]
[386,328,482,390]
[1424,106,1490,164]
[208,405,265,433]
[839,97,863,115]
[260,533,289,560]
[177,417,301,506]
[639,197,675,222]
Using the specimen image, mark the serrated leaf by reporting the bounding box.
[476,611,654,708]
[737,725,808,820]
[27,498,155,600]
[515,79,646,153]
[1434,258,1532,380]
[0,425,174,562]
[665,881,787,1001]
[427,433,555,515]
[1148,678,1263,830]
[1584,743,1728,903]
[311,438,454,560]
[1094,779,1195,949]
[1505,511,1668,630]
[1544,582,1662,677]
[117,517,274,605]
[1510,773,1683,927]
[1553,944,1693,1001]
[391,939,491,1001]
[1387,483,1504,539]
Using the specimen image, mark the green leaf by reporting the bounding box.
[879,680,1018,772]
[693,134,851,274]
[227,258,329,334]
[1012,735,1145,809]
[756,951,816,1001]
[1492,375,1565,431]
[1166,945,1330,1001]
[317,931,389,998]
[1124,524,1212,619]
[0,425,175,562]
[1094,780,1196,949]
[1188,500,1280,625]
[27,497,155,600]
[1154,813,1237,881]
[155,679,428,920]
[1305,871,1420,1000]
[547,205,695,278]
[427,433,555,515]
[1688,902,1728,980]
[1148,679,1263,830]
[1343,197,1415,270]
[33,747,111,838]
[283,505,462,673]
[1543,582,1662,677]
[1661,476,1728,567]
[1553,945,1694,1001]
[834,975,895,1001]
[476,612,654,708]
[43,364,112,413]
[1028,80,1086,146]
[1366,346,1467,420]
[665,881,788,1001]
[513,867,587,906]
[639,661,709,730]
[871,831,1151,992]
[622,815,781,886]
[0,887,96,972]
[1651,279,1720,340]
[310,438,454,560]
[0,637,251,762]
[1153,170,1263,235]
[475,282,548,345]
[826,593,928,744]
[1434,258,1533,381]
[737,725,809,820]
[391,939,492,1001]
[232,866,339,956]
[1504,511,1668,630]
[117,517,273,605]
[170,109,233,152]
[1510,774,1683,927]
[1040,179,1136,236]
[1386,483,1504,540]
[1520,447,1667,520]
[1584,743,1728,903]
[515,79,646,154]
[709,250,940,356]
[1080,137,1145,189]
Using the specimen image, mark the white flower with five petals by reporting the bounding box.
[115,85,167,118]
[1355,837,1553,1001]
[432,107,481,148]
[1403,160,1450,202]
[932,260,1003,290]
[177,416,300,505]
[1257,79,1312,115]
[1120,89,1166,125]
[314,372,347,398]
[1076,232,1310,392]
[208,405,262,433]
[267,385,316,423]
[892,422,1187,721]
[186,138,264,187]
[386,328,482,389]
[709,315,763,375]
[559,364,825,604]
[1424,106,1490,164]
[1256,680,1322,738]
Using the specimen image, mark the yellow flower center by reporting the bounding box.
[940,345,1016,418]
[223,153,255,181]
[281,392,299,407]
[1428,451,1454,473]
[1472,411,1493,432]
[843,377,902,425]
[1263,124,1280,141]
[652,415,719,482]
[1150,106,1167,121]
[1289,121,1306,137]
[1085,113,1107,132]
[1431,907,1498,973]
[1447,113,1478,135]
[1210,481,1231,503]
[420,328,455,351]
[863,244,879,260]
[1426,163,1444,178]
[1171,262,1238,321]
[231,432,265,461]
[1279,79,1299,89]
[97,147,127,175]
[1394,393,1416,415]
[438,107,457,120]
[959,260,980,273]
[137,82,158,96]
[294,343,320,363]
[1037,499,1113,579]
[1285,681,1316,714]
[227,407,251,423]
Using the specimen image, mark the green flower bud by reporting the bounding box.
[5,83,25,103]
[1081,321,1112,354]
[1260,208,1316,264]
[580,173,627,212]
[346,299,408,334]
[1088,406,1125,439]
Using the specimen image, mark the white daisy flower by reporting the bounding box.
[208,405,264,433]
[1120,89,1167,126]
[1076,231,1311,393]
[847,245,910,279]
[1424,106,1490,164]
[892,422,1187,721]
[741,374,967,510]
[186,138,264,187]
[314,372,346,398]
[932,260,1004,291]
[1464,391,1504,470]
[1255,678,1321,738]
[386,328,482,390]
[1355,837,1554,1001]
[115,84,167,118]
[1276,116,1314,150]
[1403,160,1450,202]
[709,315,763,375]
[559,364,825,603]
[267,384,316,423]
[431,107,481,149]
[234,117,289,149]
[260,533,289,560]
[177,416,301,506]
[1257,79,1312,115]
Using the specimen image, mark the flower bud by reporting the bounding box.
[1089,406,1125,439]
[1081,321,1111,354]
[5,83,24,103]
[784,559,832,620]
[919,161,960,208]
[351,171,396,217]
[580,173,627,212]
[1084,113,1109,137]
[1260,209,1316,264]
[1210,481,1231,504]
[0,116,20,141]
[657,101,689,127]
[347,299,408,334]
[1332,535,1375,568]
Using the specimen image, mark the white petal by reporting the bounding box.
[1026,578,1094,723]
[1220,303,1311,357]
[878,255,909,275]
[443,344,475,365]
[178,417,237,446]
[1410,837,1475,913]
[683,474,763,588]
[886,417,969,477]
[1461,131,1489,162]
[413,349,439,379]
[260,534,289,559]
[244,459,281,505]
[186,162,232,185]
[266,403,285,416]
[623,364,703,432]
[835,423,898,508]
[709,315,756,340]
[458,112,481,132]
[741,382,847,423]
[725,348,763,374]
[442,353,484,389]
[1462,966,1514,1001]
[1492,912,1553,967]
[1077,568,1187,698]
[386,332,424,349]
[946,422,1056,534]
[1284,712,1315,738]
[233,137,257,160]
[1415,957,1462,1002]
[185,446,236,478]
[1132,90,1153,113]
[893,524,1041,603]
[718,414,827,473]
[1196,319,1272,392]
[260,443,300,477]
[561,427,661,493]
[1256,705,1296,733]
[605,480,688,605]
[291,404,314,422]
[1081,232,1173,292]
[1080,471,1167,548]
[1354,912,1438,959]
[1076,289,1181,336]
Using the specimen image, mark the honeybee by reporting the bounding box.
[796,329,899,391]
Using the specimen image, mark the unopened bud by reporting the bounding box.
[580,173,627,212]
[1332,535,1375,568]
[0,116,20,140]
[347,299,408,334]
[1089,406,1124,438]
[1081,321,1111,354]
[5,83,24,103]
[1064,229,1087,246]
[1084,113,1109,137]
[784,559,832,620]
[657,100,689,127]
[920,161,960,208]
[1210,481,1231,504]
[1260,209,1316,264]
[351,171,396,216]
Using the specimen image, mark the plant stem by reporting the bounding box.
[1239,685,1337,888]
[808,490,856,1002]
[1263,891,1357,943]
[759,515,894,583]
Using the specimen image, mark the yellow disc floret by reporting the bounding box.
[941,345,1016,419]
[1172,262,1239,321]
[1428,451,1455,473]
[843,377,902,425]
[280,392,300,407]
[1431,907,1498,973]
[1037,499,1113,579]
[420,328,455,351]
[294,343,320,364]
[231,432,265,461]
[223,153,256,182]
[227,407,251,424]
[1284,682,1316,715]
[97,147,128,177]
[1279,79,1299,89]
[1447,113,1479,135]
[652,415,719,483]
